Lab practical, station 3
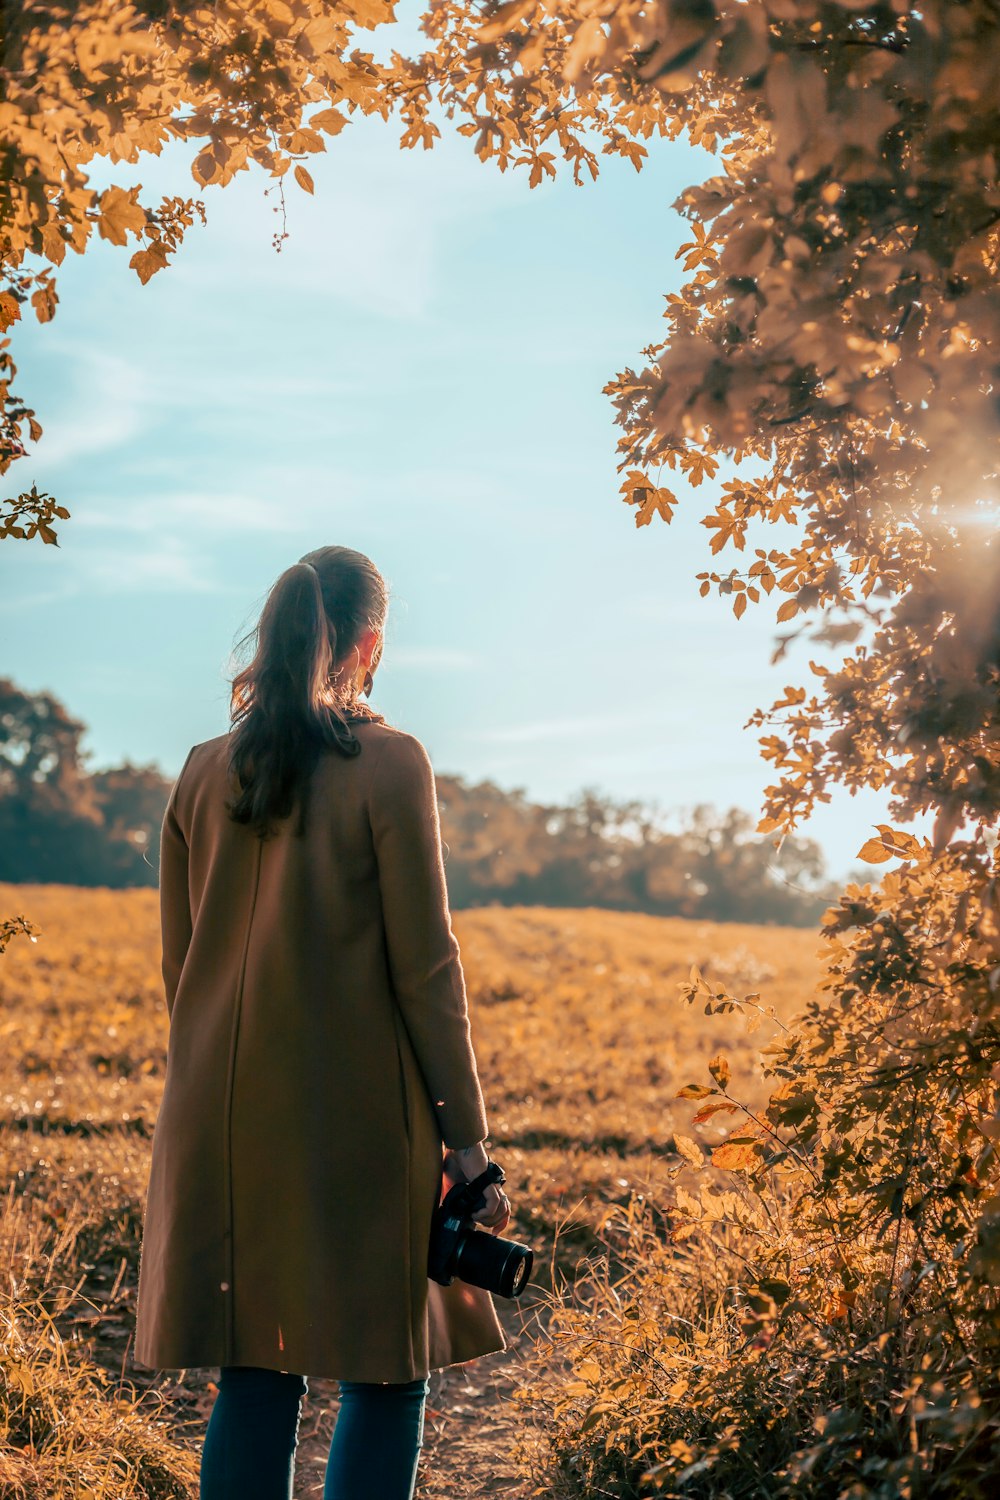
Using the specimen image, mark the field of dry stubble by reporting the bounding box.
[0,883,821,1498]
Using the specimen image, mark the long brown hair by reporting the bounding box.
[226,546,389,840]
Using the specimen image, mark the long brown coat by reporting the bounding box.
[132,718,506,1382]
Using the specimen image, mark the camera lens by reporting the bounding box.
[508,1252,531,1297]
[454,1226,534,1299]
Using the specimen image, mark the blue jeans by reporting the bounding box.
[199,1364,430,1500]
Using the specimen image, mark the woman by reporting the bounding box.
[133,545,511,1500]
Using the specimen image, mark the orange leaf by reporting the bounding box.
[692,1100,740,1124]
[708,1054,730,1089]
[711,1139,762,1171]
[97,185,147,245]
[856,838,893,864]
[0,292,21,330]
[672,1133,704,1167]
[310,107,347,136]
[129,242,169,285]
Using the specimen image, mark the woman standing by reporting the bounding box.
[133,546,511,1500]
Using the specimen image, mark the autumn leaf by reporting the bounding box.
[857,838,893,863]
[857,826,924,864]
[97,186,147,246]
[675,1083,716,1100]
[692,1099,740,1124]
[620,469,675,526]
[477,0,537,44]
[30,284,58,323]
[310,107,348,136]
[300,14,342,53]
[0,293,21,330]
[681,449,720,487]
[527,151,557,188]
[669,1217,700,1242]
[286,129,325,155]
[129,242,169,286]
[192,150,217,186]
[635,486,676,526]
[672,1133,704,1168]
[874,825,922,858]
[701,506,746,554]
[294,165,315,194]
[39,222,67,266]
[711,1137,763,1171]
[708,1054,730,1089]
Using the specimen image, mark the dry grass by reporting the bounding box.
[0,883,821,1496]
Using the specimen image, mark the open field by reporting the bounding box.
[0,884,822,1497]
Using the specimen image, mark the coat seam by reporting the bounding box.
[222,832,263,1364]
[368,727,421,1375]
[391,1013,416,1374]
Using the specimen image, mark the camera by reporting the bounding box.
[428,1159,534,1299]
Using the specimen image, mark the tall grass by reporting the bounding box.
[1,1176,198,1499]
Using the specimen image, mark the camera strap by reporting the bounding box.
[465,1159,506,1197]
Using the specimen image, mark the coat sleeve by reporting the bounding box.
[368,731,489,1150]
[158,747,196,1022]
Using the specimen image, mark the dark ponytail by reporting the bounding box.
[225,547,389,840]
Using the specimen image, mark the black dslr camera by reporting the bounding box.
[428,1159,534,1299]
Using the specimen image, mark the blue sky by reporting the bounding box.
[1,32,916,883]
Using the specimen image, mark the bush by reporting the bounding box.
[515,844,1000,1497]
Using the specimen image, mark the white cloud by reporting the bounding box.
[25,347,151,470]
[77,489,296,534]
[77,536,222,594]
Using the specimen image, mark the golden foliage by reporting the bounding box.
[0,913,39,954]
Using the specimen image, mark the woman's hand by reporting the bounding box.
[443,1144,512,1235]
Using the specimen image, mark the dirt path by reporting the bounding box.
[293,1291,549,1499]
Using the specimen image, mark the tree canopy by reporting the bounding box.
[0,676,834,921]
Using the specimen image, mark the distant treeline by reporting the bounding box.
[0,678,839,925]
